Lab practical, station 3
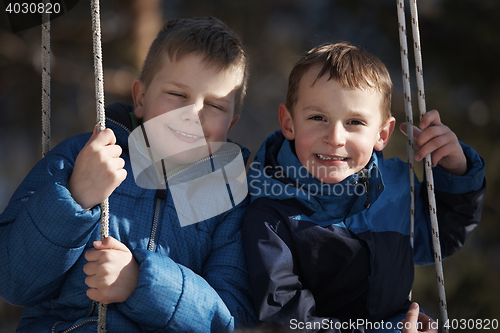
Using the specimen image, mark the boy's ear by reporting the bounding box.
[132,79,145,119]
[227,116,240,134]
[279,103,296,140]
[374,116,396,151]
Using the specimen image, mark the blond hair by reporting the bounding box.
[140,17,248,118]
[286,42,393,119]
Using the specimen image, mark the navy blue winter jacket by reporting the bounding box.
[0,103,256,332]
[242,130,485,332]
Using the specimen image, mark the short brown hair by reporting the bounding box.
[140,17,248,118]
[286,42,393,120]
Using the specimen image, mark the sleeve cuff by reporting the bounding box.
[433,142,485,194]
[119,249,233,332]
[27,167,101,248]
[118,249,183,330]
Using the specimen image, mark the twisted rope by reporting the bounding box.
[407,1,449,330]
[41,0,51,157]
[90,0,108,331]
[396,0,415,301]
[396,0,415,248]
[397,0,449,330]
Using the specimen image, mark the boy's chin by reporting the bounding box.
[317,163,371,184]
[309,166,352,184]
[316,175,349,184]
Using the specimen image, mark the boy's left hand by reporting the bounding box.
[400,109,467,176]
[401,302,437,333]
[83,236,139,304]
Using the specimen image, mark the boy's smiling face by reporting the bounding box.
[280,66,395,184]
[132,53,242,168]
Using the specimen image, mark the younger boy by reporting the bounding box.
[0,17,255,332]
[242,42,485,332]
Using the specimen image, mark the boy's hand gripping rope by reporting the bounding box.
[90,0,109,332]
[42,2,109,330]
[397,1,449,331]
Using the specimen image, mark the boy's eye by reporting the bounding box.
[348,120,364,126]
[309,115,326,121]
[168,92,185,98]
[207,103,224,111]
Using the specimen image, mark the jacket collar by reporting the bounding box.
[248,130,385,227]
[104,102,135,151]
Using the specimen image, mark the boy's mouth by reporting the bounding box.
[168,127,205,143]
[316,154,348,161]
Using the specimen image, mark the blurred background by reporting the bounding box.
[0,0,498,331]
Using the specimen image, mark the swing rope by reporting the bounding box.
[41,1,109,330]
[396,0,415,248]
[396,0,416,302]
[397,0,449,331]
[41,0,51,157]
[90,0,109,331]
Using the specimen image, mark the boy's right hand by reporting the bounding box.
[401,302,437,333]
[69,126,127,210]
[84,236,139,304]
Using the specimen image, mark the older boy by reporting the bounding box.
[242,43,485,332]
[0,17,255,332]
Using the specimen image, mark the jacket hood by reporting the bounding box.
[247,130,385,227]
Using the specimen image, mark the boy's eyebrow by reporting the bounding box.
[164,80,232,104]
[210,95,232,104]
[302,105,373,118]
[347,110,371,118]
[164,81,189,89]
[302,105,323,112]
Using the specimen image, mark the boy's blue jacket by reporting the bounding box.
[242,130,486,332]
[0,103,256,332]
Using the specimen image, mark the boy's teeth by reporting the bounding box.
[175,129,201,138]
[316,154,347,161]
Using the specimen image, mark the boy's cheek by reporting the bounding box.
[204,119,233,142]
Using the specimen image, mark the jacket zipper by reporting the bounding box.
[109,115,163,251]
[60,319,98,333]
[87,301,97,316]
[107,117,131,134]
[166,149,240,181]
[148,190,166,251]
[146,150,239,251]
[52,319,98,333]
[51,302,98,333]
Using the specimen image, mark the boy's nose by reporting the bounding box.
[323,123,346,147]
[180,103,202,124]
